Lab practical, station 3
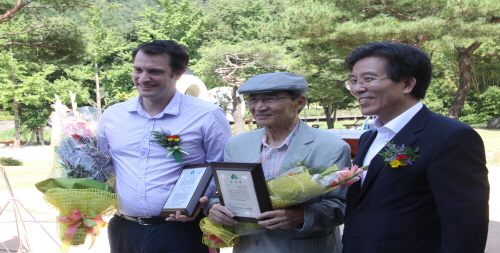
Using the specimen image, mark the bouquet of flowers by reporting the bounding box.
[200,162,368,249]
[35,96,117,253]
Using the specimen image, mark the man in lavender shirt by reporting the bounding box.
[98,40,232,253]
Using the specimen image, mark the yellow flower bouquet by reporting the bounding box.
[35,97,117,252]
[200,163,367,249]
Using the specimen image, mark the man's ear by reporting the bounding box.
[403,77,417,94]
[173,69,186,81]
[296,96,307,111]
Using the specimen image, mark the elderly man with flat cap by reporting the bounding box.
[207,72,351,253]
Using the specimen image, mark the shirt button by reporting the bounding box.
[355,206,361,212]
[254,240,259,246]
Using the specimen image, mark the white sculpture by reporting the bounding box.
[207,86,246,122]
[175,70,209,101]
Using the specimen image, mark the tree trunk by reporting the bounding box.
[448,42,482,119]
[230,86,244,135]
[248,119,254,131]
[28,129,36,145]
[332,104,338,128]
[9,48,21,148]
[13,99,21,148]
[35,128,40,144]
[39,125,45,146]
[95,61,101,111]
[323,105,334,129]
[245,117,254,131]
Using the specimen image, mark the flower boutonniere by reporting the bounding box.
[151,129,189,163]
[378,141,419,168]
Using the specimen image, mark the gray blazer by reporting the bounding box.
[222,120,351,253]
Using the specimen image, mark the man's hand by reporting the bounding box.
[165,196,208,222]
[208,203,238,226]
[256,206,304,230]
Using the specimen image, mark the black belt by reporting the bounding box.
[117,214,168,225]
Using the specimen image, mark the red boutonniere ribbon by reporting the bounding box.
[58,209,107,252]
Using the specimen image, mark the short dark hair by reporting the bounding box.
[285,91,306,113]
[345,42,432,99]
[132,40,189,75]
[286,90,303,101]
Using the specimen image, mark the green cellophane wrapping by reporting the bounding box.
[43,187,117,246]
[267,166,329,209]
[201,165,340,248]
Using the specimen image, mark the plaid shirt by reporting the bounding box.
[260,120,300,180]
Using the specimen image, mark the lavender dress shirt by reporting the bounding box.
[98,91,232,217]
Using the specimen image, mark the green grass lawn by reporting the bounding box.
[0,128,52,142]
[1,160,52,190]
[474,128,500,167]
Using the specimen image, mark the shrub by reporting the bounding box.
[459,86,500,124]
[460,114,485,124]
[479,86,500,119]
[0,111,14,121]
[0,157,23,166]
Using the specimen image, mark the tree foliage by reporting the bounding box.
[0,50,56,147]
[1,0,500,148]
[196,40,289,133]
[200,0,289,43]
[135,0,204,57]
[0,0,88,63]
[0,0,92,147]
[277,0,500,120]
[80,2,133,110]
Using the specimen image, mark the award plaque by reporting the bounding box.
[160,163,212,217]
[211,162,273,223]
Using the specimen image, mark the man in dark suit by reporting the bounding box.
[341,42,490,253]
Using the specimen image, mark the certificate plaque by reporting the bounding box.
[211,162,273,223]
[160,163,212,217]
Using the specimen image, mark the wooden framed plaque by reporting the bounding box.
[210,162,273,223]
[159,163,212,217]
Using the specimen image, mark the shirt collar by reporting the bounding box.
[370,101,423,134]
[127,91,182,118]
[261,120,300,149]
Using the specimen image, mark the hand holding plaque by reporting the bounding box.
[210,162,273,223]
[160,163,212,218]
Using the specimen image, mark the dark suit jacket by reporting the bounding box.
[342,106,489,253]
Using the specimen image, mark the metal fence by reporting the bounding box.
[0,121,14,132]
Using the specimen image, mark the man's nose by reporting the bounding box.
[254,99,269,109]
[349,84,366,95]
[137,72,150,83]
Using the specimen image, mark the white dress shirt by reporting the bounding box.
[361,102,423,184]
[98,91,232,217]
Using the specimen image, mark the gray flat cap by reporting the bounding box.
[238,72,308,95]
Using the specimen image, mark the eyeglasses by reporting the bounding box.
[245,96,293,105]
[344,77,390,90]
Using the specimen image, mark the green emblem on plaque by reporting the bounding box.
[231,174,238,179]
[190,170,195,174]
